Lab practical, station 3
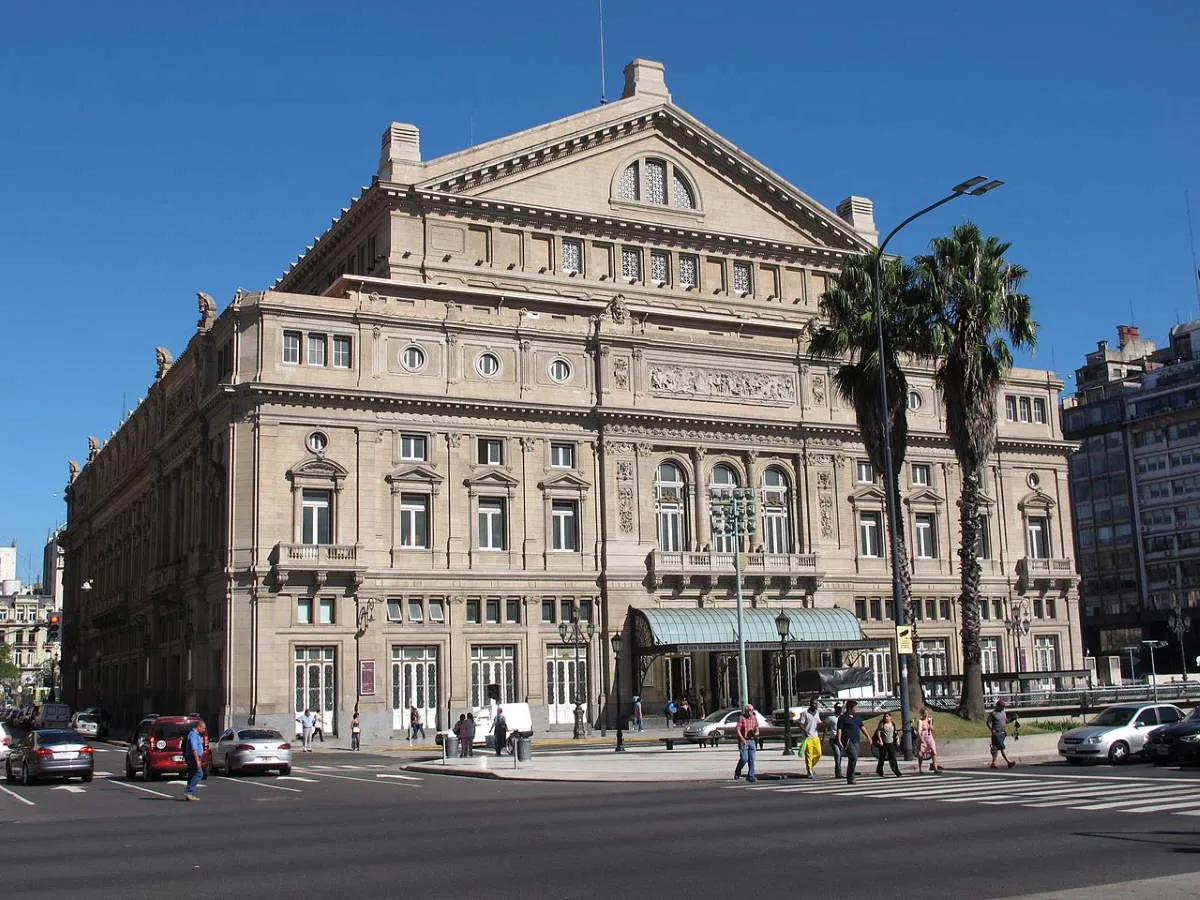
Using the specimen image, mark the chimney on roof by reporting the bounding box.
[836,196,879,247]
[378,122,422,182]
[621,59,670,102]
[1116,324,1140,350]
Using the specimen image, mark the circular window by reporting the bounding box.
[907,390,922,411]
[307,431,328,455]
[401,345,426,372]
[1026,472,1041,489]
[549,359,571,382]
[476,352,500,377]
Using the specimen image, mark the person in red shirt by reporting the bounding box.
[734,704,761,783]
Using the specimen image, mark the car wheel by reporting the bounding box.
[279,765,291,776]
[81,772,93,783]
[4,762,13,784]
[125,758,135,779]
[1108,741,1130,765]
[21,764,33,786]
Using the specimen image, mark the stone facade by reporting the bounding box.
[61,60,1082,740]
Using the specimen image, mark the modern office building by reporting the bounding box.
[61,60,1083,740]
[1063,321,1200,675]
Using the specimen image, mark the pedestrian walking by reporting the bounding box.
[733,704,760,782]
[872,711,902,778]
[797,699,823,778]
[916,707,942,774]
[350,711,361,751]
[824,703,844,778]
[182,720,207,802]
[410,705,426,741]
[312,710,325,743]
[835,700,867,785]
[696,689,707,719]
[987,699,1016,769]
[296,709,316,752]
[463,712,477,756]
[665,699,677,728]
[492,707,508,756]
[453,714,467,757]
[679,696,692,724]
[632,696,644,732]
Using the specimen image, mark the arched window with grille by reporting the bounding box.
[761,467,791,554]
[614,157,700,211]
[655,461,689,552]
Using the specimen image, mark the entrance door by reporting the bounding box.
[546,645,585,725]
[294,646,336,731]
[392,645,438,732]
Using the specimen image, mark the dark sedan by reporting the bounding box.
[1145,707,1200,765]
[5,729,95,785]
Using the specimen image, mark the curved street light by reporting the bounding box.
[870,176,1004,759]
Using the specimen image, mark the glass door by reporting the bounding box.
[391,645,438,732]
[294,646,336,731]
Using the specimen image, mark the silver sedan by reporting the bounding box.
[5,729,94,784]
[212,727,293,775]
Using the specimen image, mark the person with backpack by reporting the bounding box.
[987,699,1015,769]
[492,707,508,756]
[835,700,867,785]
[452,714,467,757]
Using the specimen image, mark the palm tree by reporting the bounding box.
[914,222,1037,720]
[810,253,927,715]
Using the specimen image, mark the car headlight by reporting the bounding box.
[1179,734,1200,743]
[1085,736,1104,744]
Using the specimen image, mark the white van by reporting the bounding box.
[35,703,72,729]
[437,702,533,747]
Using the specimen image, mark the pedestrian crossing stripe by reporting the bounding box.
[726,773,1200,817]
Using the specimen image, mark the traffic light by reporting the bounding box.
[45,613,60,643]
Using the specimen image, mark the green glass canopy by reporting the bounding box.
[631,606,886,653]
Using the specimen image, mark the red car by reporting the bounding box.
[125,715,211,781]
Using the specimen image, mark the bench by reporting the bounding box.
[658,735,771,751]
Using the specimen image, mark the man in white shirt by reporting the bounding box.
[296,709,317,752]
[797,699,824,779]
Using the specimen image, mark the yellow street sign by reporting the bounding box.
[896,625,913,654]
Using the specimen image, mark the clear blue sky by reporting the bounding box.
[2,1,1197,583]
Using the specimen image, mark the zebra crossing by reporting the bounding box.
[724,769,1200,817]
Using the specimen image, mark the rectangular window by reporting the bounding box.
[1032,398,1047,424]
[561,238,583,274]
[479,439,504,466]
[470,645,516,707]
[621,246,642,282]
[551,500,579,552]
[428,598,445,623]
[283,331,301,365]
[578,598,591,622]
[301,489,332,545]
[332,335,352,368]
[550,443,575,468]
[466,599,481,624]
[505,598,520,624]
[911,464,931,486]
[297,598,313,625]
[855,597,867,620]
[1005,395,1018,421]
[859,512,882,557]
[1034,635,1059,672]
[980,597,991,620]
[1047,597,1057,619]
[561,598,573,623]
[763,508,789,554]
[869,597,882,620]
[650,250,670,285]
[307,334,327,367]
[408,599,424,623]
[386,599,403,623]
[915,513,937,558]
[1027,516,1050,559]
[981,638,1000,675]
[732,261,752,295]
[400,434,427,461]
[1018,397,1032,423]
[657,505,685,552]
[1033,597,1045,619]
[975,516,992,559]
[925,598,937,620]
[485,598,500,624]
[400,494,429,549]
[856,460,875,483]
[678,254,699,289]
[939,598,951,620]
[478,498,507,550]
[542,598,555,623]
[317,597,335,625]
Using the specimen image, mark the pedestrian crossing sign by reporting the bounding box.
[896,625,913,654]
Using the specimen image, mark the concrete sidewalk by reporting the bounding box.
[404,733,1062,781]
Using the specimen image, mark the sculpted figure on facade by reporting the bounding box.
[87,436,100,461]
[606,294,628,325]
[68,460,80,483]
[648,364,794,403]
[812,374,826,405]
[612,356,630,389]
[196,292,217,330]
[154,346,174,381]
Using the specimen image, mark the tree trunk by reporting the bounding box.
[957,468,987,720]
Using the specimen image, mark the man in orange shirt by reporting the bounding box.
[733,704,761,783]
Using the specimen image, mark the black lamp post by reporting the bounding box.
[611,632,625,752]
[1005,599,1031,696]
[870,175,1003,759]
[559,613,596,739]
[1166,601,1189,681]
[775,609,793,756]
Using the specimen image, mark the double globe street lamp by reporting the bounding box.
[775,608,793,756]
[710,487,756,708]
[559,613,596,739]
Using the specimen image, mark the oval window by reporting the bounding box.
[401,345,426,372]
[306,431,328,455]
[549,359,571,382]
[476,352,500,377]
[907,390,922,411]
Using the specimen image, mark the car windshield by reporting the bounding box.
[1090,707,1137,727]
[236,730,283,741]
[702,710,731,723]
[76,715,97,724]
[37,730,82,744]
[155,723,197,742]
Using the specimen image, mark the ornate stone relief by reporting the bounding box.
[604,441,635,456]
[816,471,834,539]
[617,485,635,533]
[648,365,794,404]
[446,432,462,449]
[612,357,630,389]
[616,460,634,481]
[519,436,537,452]
[607,294,628,325]
[196,292,216,330]
[154,347,173,381]
[812,374,826,405]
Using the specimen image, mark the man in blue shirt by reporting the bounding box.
[835,700,866,785]
[183,721,207,801]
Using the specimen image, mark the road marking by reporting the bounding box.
[376,773,422,781]
[218,776,303,793]
[276,776,319,783]
[0,784,35,806]
[94,771,114,777]
[105,778,173,799]
[51,785,86,794]
[337,765,365,770]
[1119,798,1200,814]
[305,765,336,770]
[292,768,420,788]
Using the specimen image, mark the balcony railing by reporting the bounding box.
[272,542,366,588]
[649,549,822,590]
[1017,557,1079,591]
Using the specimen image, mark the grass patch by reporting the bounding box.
[863,711,1054,740]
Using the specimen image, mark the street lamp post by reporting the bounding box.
[1166,601,1189,681]
[710,487,756,707]
[870,175,1004,759]
[1005,599,1031,696]
[611,632,625,752]
[775,609,793,756]
[1142,640,1166,703]
[559,613,596,739]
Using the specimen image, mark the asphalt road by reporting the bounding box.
[2,745,1199,899]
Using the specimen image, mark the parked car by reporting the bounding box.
[4,729,94,784]
[0,723,12,760]
[682,708,774,744]
[1058,703,1185,764]
[34,703,72,729]
[1144,707,1200,765]
[212,727,292,776]
[125,715,211,781]
[69,713,102,739]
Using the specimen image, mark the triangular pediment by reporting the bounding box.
[385,463,444,485]
[415,103,869,253]
[903,486,946,507]
[464,469,521,489]
[538,471,591,493]
[848,484,887,505]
